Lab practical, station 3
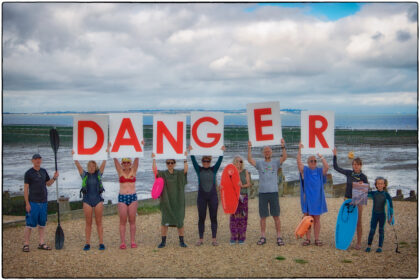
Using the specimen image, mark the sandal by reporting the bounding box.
[257,237,266,245]
[277,237,285,246]
[314,240,323,246]
[37,244,51,250]
[302,239,311,246]
[22,245,29,252]
[131,243,137,249]
[195,240,204,246]
[211,241,219,246]
[119,243,127,249]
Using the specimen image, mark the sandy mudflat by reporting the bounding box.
[2,197,418,278]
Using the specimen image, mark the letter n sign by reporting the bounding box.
[301,111,334,155]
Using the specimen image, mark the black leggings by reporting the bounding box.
[197,190,218,239]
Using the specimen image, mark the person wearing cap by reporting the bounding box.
[22,154,59,252]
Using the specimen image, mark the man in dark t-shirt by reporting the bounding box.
[22,154,58,252]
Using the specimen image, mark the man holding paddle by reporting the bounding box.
[22,154,59,252]
[248,139,287,246]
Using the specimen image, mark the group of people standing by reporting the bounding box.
[22,140,392,254]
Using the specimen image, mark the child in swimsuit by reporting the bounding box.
[365,177,394,253]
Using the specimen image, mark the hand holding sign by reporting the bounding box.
[301,111,334,155]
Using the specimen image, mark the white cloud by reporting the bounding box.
[2,3,417,113]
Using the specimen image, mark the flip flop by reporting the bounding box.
[37,244,51,250]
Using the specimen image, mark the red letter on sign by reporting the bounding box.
[309,115,329,148]
[156,121,184,154]
[192,117,221,148]
[112,118,142,152]
[78,121,104,155]
[254,108,274,141]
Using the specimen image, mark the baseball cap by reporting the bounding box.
[32,154,42,159]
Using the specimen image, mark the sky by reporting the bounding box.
[2,3,418,114]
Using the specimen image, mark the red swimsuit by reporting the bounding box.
[119,176,136,183]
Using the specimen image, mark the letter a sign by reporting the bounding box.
[247,101,282,147]
[73,115,108,160]
[109,113,144,159]
[301,111,334,155]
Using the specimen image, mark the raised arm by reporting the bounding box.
[247,141,256,167]
[113,158,123,175]
[132,158,140,173]
[280,138,287,164]
[72,150,84,175]
[151,153,157,175]
[297,143,304,176]
[318,153,329,175]
[183,150,188,174]
[332,147,350,176]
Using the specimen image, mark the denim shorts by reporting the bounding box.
[258,192,280,218]
[25,202,48,228]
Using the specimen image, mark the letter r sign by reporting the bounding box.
[300,111,335,155]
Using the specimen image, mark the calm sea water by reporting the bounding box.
[3,112,418,130]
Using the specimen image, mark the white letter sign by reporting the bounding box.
[109,113,144,159]
[301,111,334,155]
[153,114,187,160]
[247,101,282,147]
[73,115,108,160]
[190,111,224,156]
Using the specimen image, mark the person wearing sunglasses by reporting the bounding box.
[333,147,368,250]
[297,143,329,247]
[152,151,188,248]
[248,139,287,246]
[113,153,140,250]
[189,145,225,246]
[230,156,251,244]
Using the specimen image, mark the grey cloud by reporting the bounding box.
[396,30,411,42]
[371,32,384,40]
[407,5,417,22]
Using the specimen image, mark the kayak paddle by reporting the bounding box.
[49,128,64,250]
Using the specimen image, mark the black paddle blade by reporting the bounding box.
[55,225,64,250]
[49,128,60,153]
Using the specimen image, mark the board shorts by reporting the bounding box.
[118,193,137,206]
[26,202,47,228]
[258,192,280,218]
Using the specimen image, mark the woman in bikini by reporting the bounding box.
[113,157,140,249]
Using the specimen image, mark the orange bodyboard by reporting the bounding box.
[220,164,241,214]
[295,216,314,239]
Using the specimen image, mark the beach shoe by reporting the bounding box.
[119,243,127,250]
[302,239,311,246]
[212,241,219,246]
[179,241,188,248]
[83,244,90,251]
[314,240,323,246]
[158,242,166,248]
[131,243,137,249]
[257,237,266,245]
[277,237,285,246]
[365,247,371,252]
[38,244,51,250]
[376,248,382,253]
[238,240,245,245]
[196,240,204,246]
[230,240,236,245]
[99,244,105,250]
[22,245,29,252]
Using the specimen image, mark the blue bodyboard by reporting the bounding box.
[335,199,358,250]
[387,199,395,225]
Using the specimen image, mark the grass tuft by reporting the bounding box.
[294,259,308,264]
[275,256,286,261]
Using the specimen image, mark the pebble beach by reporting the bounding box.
[2,197,418,278]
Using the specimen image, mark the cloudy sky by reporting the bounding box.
[2,3,418,114]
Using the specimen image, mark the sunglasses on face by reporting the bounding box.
[309,160,317,163]
[166,161,175,165]
[122,162,131,164]
[202,160,211,163]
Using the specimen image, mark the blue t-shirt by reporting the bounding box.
[256,160,281,193]
[24,168,50,203]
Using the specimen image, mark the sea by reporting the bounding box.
[2,112,418,203]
